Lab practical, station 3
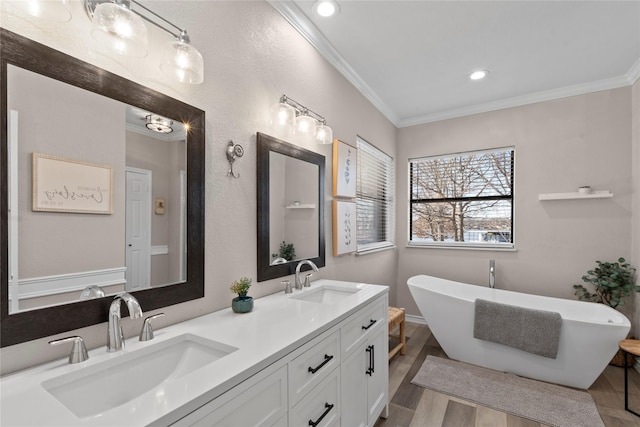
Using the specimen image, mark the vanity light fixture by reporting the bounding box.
[145,114,174,134]
[313,0,340,17]
[269,95,333,144]
[469,70,489,81]
[85,0,204,84]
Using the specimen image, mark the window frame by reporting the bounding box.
[355,136,395,254]
[408,146,515,251]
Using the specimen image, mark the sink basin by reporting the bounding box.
[42,334,237,418]
[290,282,362,304]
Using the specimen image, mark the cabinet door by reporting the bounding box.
[340,344,368,427]
[175,365,287,427]
[367,326,388,426]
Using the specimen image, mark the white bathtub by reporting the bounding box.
[407,274,630,389]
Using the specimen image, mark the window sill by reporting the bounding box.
[356,245,397,256]
[406,242,516,251]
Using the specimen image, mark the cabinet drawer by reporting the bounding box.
[175,365,287,427]
[290,368,340,427]
[289,330,340,406]
[341,297,386,358]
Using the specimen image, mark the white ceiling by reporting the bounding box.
[270,1,640,127]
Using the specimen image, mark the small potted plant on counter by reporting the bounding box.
[230,277,253,313]
[573,257,638,366]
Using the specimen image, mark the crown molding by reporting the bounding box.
[268,0,400,126]
[627,56,640,85]
[397,74,634,127]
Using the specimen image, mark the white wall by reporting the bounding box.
[0,0,397,374]
[396,88,634,317]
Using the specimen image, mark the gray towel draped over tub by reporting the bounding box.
[473,299,562,359]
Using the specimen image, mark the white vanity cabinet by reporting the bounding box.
[340,299,389,427]
[170,293,387,427]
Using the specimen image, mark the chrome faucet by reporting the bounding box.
[295,260,319,290]
[107,293,143,352]
[489,259,496,289]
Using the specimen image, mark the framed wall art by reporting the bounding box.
[332,200,357,256]
[332,139,357,198]
[32,152,113,214]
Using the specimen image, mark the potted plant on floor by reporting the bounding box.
[573,257,638,366]
[230,277,253,313]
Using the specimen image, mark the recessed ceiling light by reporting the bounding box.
[313,0,340,17]
[469,70,488,81]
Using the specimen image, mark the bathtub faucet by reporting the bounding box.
[489,259,496,289]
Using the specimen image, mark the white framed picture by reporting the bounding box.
[333,200,357,256]
[32,152,113,214]
[332,139,357,198]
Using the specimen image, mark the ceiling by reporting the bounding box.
[270,1,640,128]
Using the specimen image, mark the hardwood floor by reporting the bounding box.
[374,322,640,427]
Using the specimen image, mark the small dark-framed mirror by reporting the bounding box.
[257,132,325,281]
[0,29,205,347]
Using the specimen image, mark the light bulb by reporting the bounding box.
[269,101,296,139]
[315,123,333,144]
[90,2,148,57]
[160,37,204,84]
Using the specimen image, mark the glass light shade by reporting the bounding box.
[269,102,296,139]
[146,115,174,134]
[295,114,317,137]
[90,2,148,57]
[160,39,204,84]
[315,123,333,144]
[8,0,71,21]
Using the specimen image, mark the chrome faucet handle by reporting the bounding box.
[139,313,165,342]
[282,280,292,294]
[49,336,89,364]
[304,273,313,288]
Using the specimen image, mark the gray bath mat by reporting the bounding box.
[412,356,605,427]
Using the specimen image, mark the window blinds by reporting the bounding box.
[356,136,395,252]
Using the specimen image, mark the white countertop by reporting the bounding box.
[0,279,387,426]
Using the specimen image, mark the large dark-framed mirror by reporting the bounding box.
[257,132,325,282]
[1,29,205,347]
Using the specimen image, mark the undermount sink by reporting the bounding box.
[42,334,237,418]
[289,282,362,304]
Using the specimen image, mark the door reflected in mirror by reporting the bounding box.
[7,65,187,313]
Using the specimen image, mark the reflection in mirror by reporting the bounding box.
[269,151,319,264]
[1,29,205,347]
[7,66,187,313]
[257,133,325,282]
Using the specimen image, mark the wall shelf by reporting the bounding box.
[538,190,613,201]
[286,204,316,209]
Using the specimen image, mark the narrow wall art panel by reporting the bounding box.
[332,139,357,198]
[333,200,357,256]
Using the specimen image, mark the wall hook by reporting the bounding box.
[226,140,244,178]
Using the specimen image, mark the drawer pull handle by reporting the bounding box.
[362,319,377,330]
[366,345,374,376]
[308,402,334,426]
[308,354,334,374]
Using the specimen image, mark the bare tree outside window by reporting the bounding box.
[409,148,514,247]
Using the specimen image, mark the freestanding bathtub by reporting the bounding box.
[407,274,631,389]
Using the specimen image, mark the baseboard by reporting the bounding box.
[406,314,427,325]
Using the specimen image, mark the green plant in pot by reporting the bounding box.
[573,257,638,366]
[272,241,296,262]
[230,277,253,313]
[573,258,638,308]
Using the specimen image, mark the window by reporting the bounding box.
[409,147,514,249]
[356,136,395,253]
